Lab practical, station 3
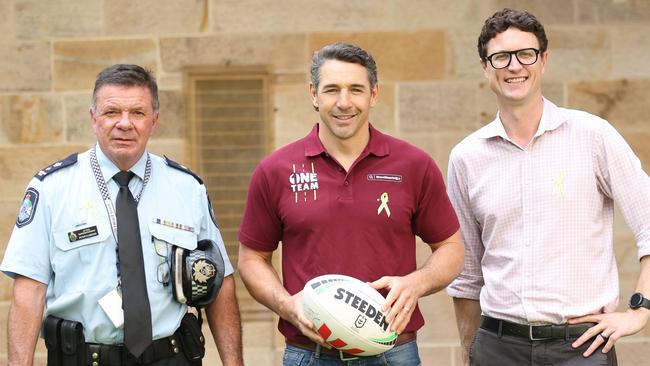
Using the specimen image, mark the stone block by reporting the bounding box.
[568,79,650,131]
[418,344,454,365]
[0,0,13,40]
[274,72,308,86]
[388,0,486,28]
[212,0,392,33]
[398,81,483,134]
[617,131,650,175]
[63,93,95,144]
[0,145,87,202]
[53,39,158,91]
[0,202,20,297]
[575,0,650,24]
[14,0,102,39]
[544,27,611,81]
[616,340,650,364]
[447,27,484,80]
[0,276,12,303]
[611,26,650,79]
[160,34,306,74]
[272,83,319,149]
[213,0,487,34]
[548,27,609,50]
[309,32,446,82]
[372,83,396,135]
[485,0,575,24]
[400,131,472,177]
[156,90,186,139]
[105,0,208,35]
[147,139,188,166]
[158,72,183,90]
[542,82,567,108]
[0,41,50,92]
[476,81,498,124]
[418,292,461,343]
[0,301,7,350]
[0,95,64,144]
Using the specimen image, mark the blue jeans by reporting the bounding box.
[283,340,421,366]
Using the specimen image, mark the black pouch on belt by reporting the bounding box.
[59,318,85,366]
[179,312,205,364]
[43,315,63,366]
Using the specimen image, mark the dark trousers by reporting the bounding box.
[470,328,618,366]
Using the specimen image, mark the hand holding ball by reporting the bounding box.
[302,274,398,356]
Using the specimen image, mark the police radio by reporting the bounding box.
[170,239,225,308]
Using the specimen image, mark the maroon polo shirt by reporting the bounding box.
[238,123,459,344]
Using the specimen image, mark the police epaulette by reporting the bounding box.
[164,156,203,184]
[34,153,78,181]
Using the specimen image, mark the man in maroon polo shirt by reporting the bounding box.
[238,42,464,365]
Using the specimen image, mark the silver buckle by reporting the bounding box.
[339,350,360,361]
[529,325,551,341]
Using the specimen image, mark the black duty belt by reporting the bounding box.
[85,332,182,366]
[481,316,593,341]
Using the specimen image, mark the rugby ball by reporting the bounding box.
[302,274,398,356]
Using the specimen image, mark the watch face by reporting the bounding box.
[630,293,643,308]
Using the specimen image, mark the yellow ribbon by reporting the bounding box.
[552,172,565,198]
[377,192,391,217]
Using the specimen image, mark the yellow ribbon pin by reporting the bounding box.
[377,192,391,218]
[552,172,565,198]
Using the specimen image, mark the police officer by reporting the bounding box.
[1,64,243,365]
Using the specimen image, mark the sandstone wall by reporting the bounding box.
[1,0,649,364]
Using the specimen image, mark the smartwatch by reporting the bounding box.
[629,292,650,310]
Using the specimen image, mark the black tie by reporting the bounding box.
[114,171,152,357]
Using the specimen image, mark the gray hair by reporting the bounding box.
[91,64,159,113]
[310,43,378,91]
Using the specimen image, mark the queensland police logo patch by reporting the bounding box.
[192,259,217,285]
[16,188,39,228]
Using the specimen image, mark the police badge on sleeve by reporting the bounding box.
[16,188,39,228]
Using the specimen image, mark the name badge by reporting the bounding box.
[68,226,99,242]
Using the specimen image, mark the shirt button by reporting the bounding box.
[344,180,349,186]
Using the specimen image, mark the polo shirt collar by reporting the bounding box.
[476,97,569,140]
[304,123,390,157]
[95,143,148,184]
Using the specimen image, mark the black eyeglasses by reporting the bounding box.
[484,48,540,69]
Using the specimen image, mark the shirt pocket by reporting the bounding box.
[147,221,197,290]
[52,222,113,292]
[53,222,112,260]
[148,221,197,251]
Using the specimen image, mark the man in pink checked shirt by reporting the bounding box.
[447,8,650,366]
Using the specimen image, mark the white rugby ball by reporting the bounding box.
[302,274,398,356]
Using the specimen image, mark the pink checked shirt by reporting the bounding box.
[446,98,650,325]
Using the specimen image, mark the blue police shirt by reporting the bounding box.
[0,145,234,344]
